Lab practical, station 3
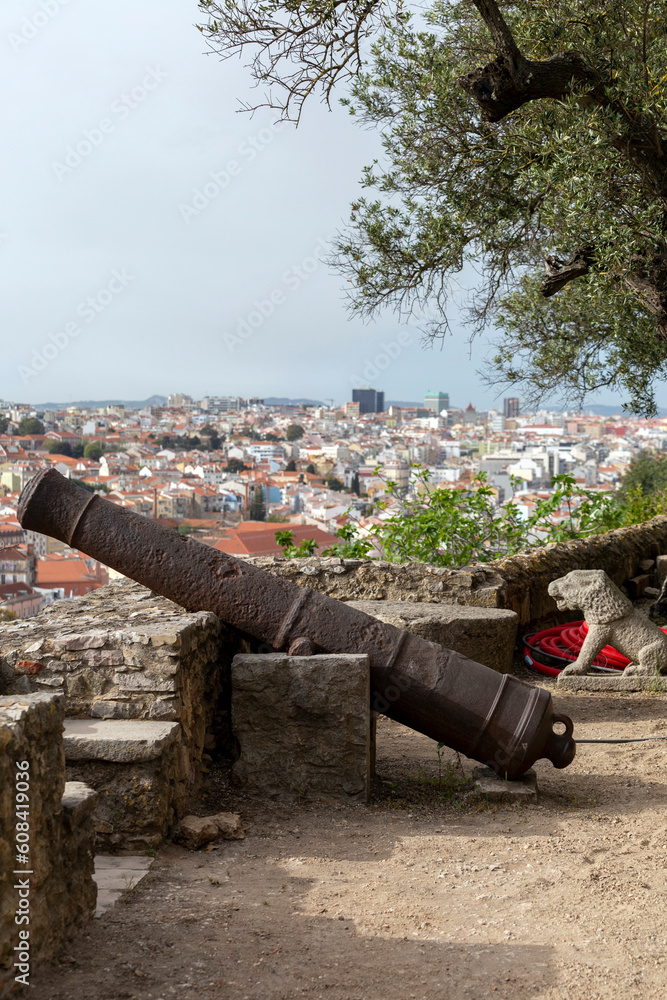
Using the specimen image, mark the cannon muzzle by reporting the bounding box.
[18,468,575,778]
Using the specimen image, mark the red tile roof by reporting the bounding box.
[36,559,102,584]
[0,546,31,562]
[214,523,337,557]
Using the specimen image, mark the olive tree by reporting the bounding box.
[199,1,667,413]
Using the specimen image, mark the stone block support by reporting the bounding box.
[346,601,518,673]
[231,654,374,802]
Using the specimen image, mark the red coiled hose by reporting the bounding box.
[523,620,667,677]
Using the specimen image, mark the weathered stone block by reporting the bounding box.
[626,574,651,599]
[212,811,244,839]
[148,697,181,720]
[231,654,373,802]
[62,719,188,850]
[173,811,245,850]
[113,671,176,692]
[657,553,667,583]
[91,700,141,720]
[346,601,518,673]
[61,781,98,830]
[174,815,220,850]
[0,694,97,993]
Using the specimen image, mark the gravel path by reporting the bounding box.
[32,688,667,1000]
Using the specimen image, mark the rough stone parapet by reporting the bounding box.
[346,601,518,673]
[492,516,667,625]
[0,581,241,829]
[231,653,374,802]
[244,555,504,606]
[0,694,97,993]
[65,747,190,852]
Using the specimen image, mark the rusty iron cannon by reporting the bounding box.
[18,468,576,779]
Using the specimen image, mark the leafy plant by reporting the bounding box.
[83,441,104,460]
[275,530,319,557]
[17,417,44,436]
[285,424,305,441]
[370,467,634,567]
[618,452,667,500]
[277,463,667,567]
[322,522,374,558]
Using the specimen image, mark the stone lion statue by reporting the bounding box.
[548,569,667,679]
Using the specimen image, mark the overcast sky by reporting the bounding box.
[0,0,648,412]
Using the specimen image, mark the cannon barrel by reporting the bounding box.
[18,468,575,778]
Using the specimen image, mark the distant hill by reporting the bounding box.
[262,397,325,407]
[581,403,667,417]
[33,395,168,411]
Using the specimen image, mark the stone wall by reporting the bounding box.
[63,719,188,851]
[491,518,667,624]
[0,581,241,797]
[248,514,667,627]
[0,582,244,853]
[246,555,504,606]
[0,693,97,995]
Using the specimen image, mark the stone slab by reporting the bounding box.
[346,601,518,673]
[557,673,667,692]
[63,718,181,762]
[92,854,153,917]
[231,653,373,802]
[472,766,537,803]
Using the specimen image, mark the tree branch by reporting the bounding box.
[459,0,597,121]
[540,246,595,297]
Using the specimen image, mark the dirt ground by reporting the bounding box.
[32,681,667,1000]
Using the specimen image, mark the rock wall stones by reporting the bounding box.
[246,555,504,606]
[492,517,667,624]
[0,581,241,807]
[231,654,374,802]
[0,694,97,994]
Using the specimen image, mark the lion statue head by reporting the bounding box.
[548,569,632,624]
